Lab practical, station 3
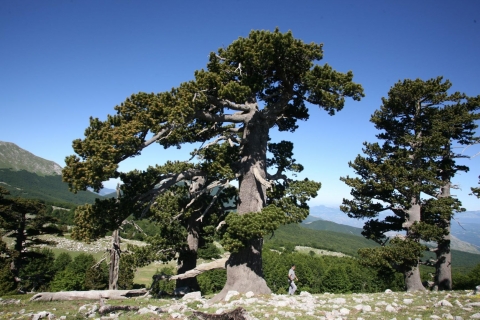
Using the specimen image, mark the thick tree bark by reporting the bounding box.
[403,202,426,292]
[435,232,451,290]
[175,178,205,291]
[29,289,148,301]
[404,266,426,292]
[435,180,452,290]
[212,111,272,302]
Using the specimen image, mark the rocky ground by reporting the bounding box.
[1,289,480,319]
[38,235,145,253]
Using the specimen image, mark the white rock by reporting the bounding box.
[339,308,350,315]
[170,312,182,318]
[215,308,225,314]
[434,300,453,307]
[385,304,396,312]
[183,291,202,300]
[453,316,464,320]
[470,313,480,319]
[403,299,414,305]
[245,291,255,298]
[385,289,393,293]
[225,290,240,301]
[442,314,454,319]
[466,302,480,307]
[328,297,346,305]
[32,311,51,320]
[137,307,157,315]
[299,291,312,297]
[429,315,441,319]
[362,305,372,312]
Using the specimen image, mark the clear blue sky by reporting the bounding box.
[1,0,480,210]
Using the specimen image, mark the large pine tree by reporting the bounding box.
[341,77,479,291]
[62,29,363,300]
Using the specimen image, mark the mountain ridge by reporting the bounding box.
[0,141,62,176]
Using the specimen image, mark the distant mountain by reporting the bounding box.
[88,187,117,196]
[309,205,365,228]
[0,141,103,205]
[0,141,62,176]
[302,219,363,237]
[308,205,480,254]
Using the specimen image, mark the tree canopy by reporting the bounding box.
[63,29,364,299]
[341,77,479,291]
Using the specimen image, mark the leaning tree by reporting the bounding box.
[63,29,363,300]
[341,77,479,291]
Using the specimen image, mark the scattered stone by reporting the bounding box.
[225,290,240,301]
[435,300,453,307]
[245,291,255,298]
[466,302,480,307]
[386,304,396,312]
[385,289,393,293]
[183,291,202,300]
[470,313,480,319]
[404,298,413,305]
[32,311,52,320]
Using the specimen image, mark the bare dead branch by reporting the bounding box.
[216,221,226,231]
[253,167,273,189]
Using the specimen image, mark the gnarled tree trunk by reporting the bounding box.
[176,217,200,291]
[212,111,271,302]
[403,202,426,292]
[435,179,452,290]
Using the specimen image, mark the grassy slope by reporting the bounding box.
[0,168,104,205]
[301,219,364,236]
[266,223,480,271]
[265,223,378,257]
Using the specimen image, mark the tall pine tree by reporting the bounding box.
[341,77,479,291]
[63,29,363,300]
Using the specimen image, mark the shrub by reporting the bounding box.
[150,266,176,297]
[197,243,222,260]
[197,269,226,295]
[19,248,56,292]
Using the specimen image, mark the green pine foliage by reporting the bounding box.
[150,266,176,297]
[0,262,16,296]
[61,29,363,293]
[49,253,107,292]
[117,253,136,290]
[53,252,72,273]
[18,248,56,292]
[197,269,227,295]
[340,77,480,290]
[197,243,222,260]
[0,186,61,290]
